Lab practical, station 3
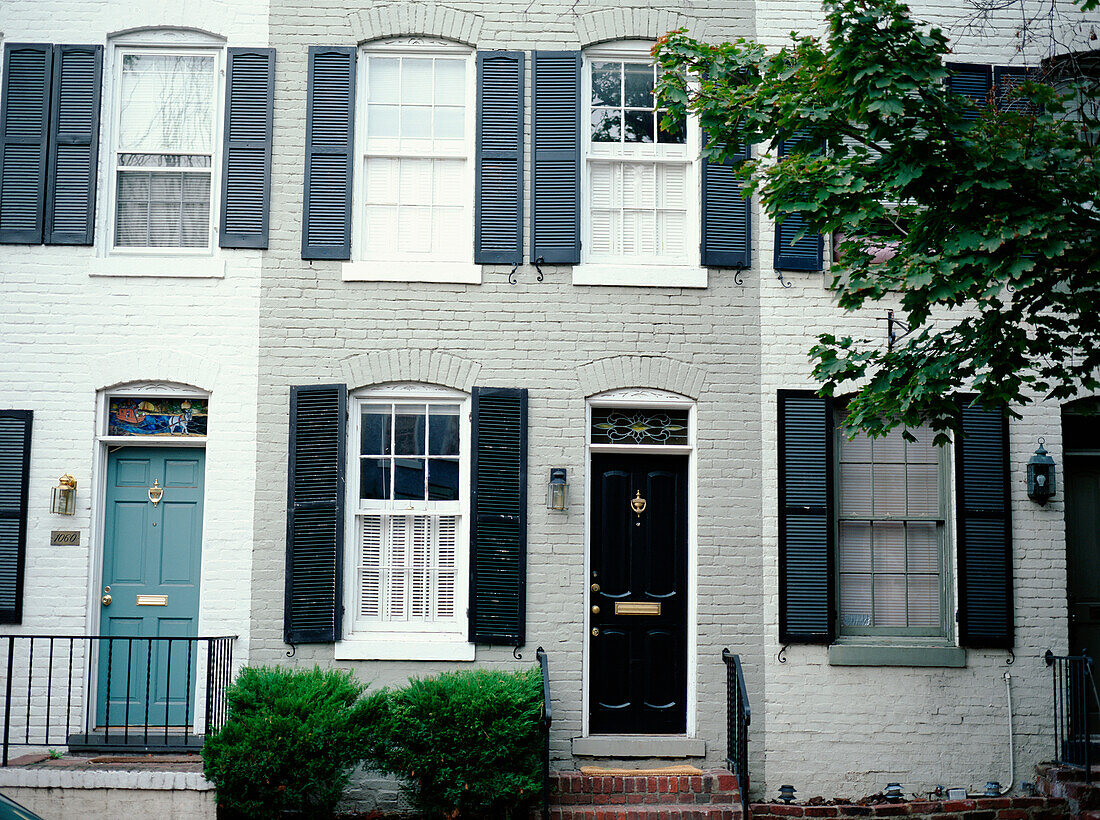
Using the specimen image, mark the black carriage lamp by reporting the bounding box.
[50,474,77,515]
[546,468,568,512]
[1026,438,1056,505]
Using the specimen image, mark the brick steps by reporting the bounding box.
[548,771,742,820]
[1036,763,1100,814]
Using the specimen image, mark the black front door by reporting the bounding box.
[590,453,688,734]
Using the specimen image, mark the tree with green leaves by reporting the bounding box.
[654,0,1100,441]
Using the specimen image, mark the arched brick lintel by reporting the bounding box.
[577,355,706,400]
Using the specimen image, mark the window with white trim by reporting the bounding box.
[345,386,470,656]
[835,415,950,638]
[582,43,697,270]
[111,48,219,251]
[356,41,475,267]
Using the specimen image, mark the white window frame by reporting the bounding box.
[575,41,706,289]
[101,34,224,260]
[343,39,480,285]
[338,383,474,661]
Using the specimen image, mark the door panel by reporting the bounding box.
[97,447,204,728]
[590,453,688,734]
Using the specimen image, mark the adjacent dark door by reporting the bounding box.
[589,453,688,734]
[1067,455,1100,659]
[98,447,205,727]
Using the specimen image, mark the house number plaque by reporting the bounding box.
[50,531,80,546]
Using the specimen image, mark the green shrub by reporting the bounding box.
[201,666,381,819]
[369,667,544,819]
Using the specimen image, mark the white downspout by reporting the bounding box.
[1001,671,1015,795]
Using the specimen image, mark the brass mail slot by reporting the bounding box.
[136,595,168,606]
[614,601,661,616]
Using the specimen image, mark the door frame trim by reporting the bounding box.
[87,384,210,734]
[582,390,697,738]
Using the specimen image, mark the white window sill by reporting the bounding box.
[335,635,475,661]
[571,263,708,288]
[87,256,226,279]
[341,260,482,284]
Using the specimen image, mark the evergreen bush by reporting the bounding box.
[201,665,381,819]
[369,666,544,819]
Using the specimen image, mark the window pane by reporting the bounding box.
[401,58,434,105]
[118,54,215,153]
[623,63,654,108]
[838,430,872,462]
[591,109,621,142]
[367,104,399,138]
[908,575,940,626]
[873,575,907,626]
[906,426,940,463]
[657,113,687,144]
[361,410,392,456]
[872,463,906,516]
[839,574,872,627]
[369,58,400,104]
[874,429,906,462]
[116,170,210,248]
[400,160,433,204]
[838,522,871,572]
[839,462,872,516]
[398,206,431,251]
[658,164,687,208]
[433,106,464,140]
[428,406,460,455]
[433,160,465,205]
[872,522,905,573]
[622,163,656,207]
[359,515,383,619]
[435,59,466,105]
[117,153,210,167]
[394,406,426,455]
[437,516,457,618]
[428,458,460,500]
[591,62,621,106]
[393,458,426,500]
[360,458,390,500]
[906,463,940,516]
[590,209,618,255]
[400,106,432,138]
[906,523,939,573]
[623,110,654,143]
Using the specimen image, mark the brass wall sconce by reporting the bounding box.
[50,474,77,515]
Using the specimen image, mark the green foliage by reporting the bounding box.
[368,667,544,819]
[201,666,382,819]
[654,0,1100,441]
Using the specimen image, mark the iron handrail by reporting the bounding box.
[536,647,551,820]
[1,634,236,766]
[723,648,751,818]
[1045,649,1097,783]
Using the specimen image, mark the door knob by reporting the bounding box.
[591,628,599,637]
[101,593,112,606]
[590,583,600,593]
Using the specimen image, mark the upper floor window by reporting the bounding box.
[355,41,475,269]
[835,416,949,638]
[582,43,696,270]
[111,49,220,251]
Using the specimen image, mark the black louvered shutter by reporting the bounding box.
[475,51,524,265]
[531,51,580,265]
[44,44,102,246]
[956,403,1013,648]
[774,139,823,272]
[469,387,528,645]
[701,143,750,268]
[0,44,53,244]
[302,47,355,260]
[221,48,275,249]
[285,385,346,644]
[778,390,835,643]
[993,65,1037,115]
[946,63,993,120]
[0,411,32,625]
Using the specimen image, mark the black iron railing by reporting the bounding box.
[1045,649,1098,782]
[1,635,236,766]
[536,646,551,820]
[723,649,751,817]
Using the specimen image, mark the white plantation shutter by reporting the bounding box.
[356,512,460,624]
[588,159,688,261]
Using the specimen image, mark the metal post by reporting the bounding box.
[3,636,15,766]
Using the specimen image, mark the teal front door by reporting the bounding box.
[97,447,205,728]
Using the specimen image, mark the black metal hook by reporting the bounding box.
[734,270,744,286]
[879,309,915,351]
[535,256,545,282]
[509,263,520,285]
[1005,649,1015,665]
[512,645,524,660]
[286,644,296,659]
[777,271,792,289]
[777,643,788,664]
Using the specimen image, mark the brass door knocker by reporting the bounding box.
[630,491,647,523]
[148,479,164,507]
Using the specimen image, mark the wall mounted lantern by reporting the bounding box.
[50,474,77,515]
[546,468,568,511]
[1026,438,1056,505]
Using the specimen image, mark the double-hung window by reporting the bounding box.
[342,387,472,660]
[579,43,703,287]
[111,49,219,251]
[835,418,950,639]
[352,41,477,282]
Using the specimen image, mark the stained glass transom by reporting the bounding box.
[590,408,688,445]
[108,397,208,436]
